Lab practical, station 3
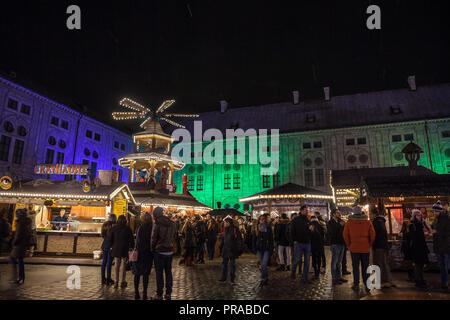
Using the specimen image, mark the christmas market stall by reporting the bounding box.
[0,170,135,257]
[239,182,334,219]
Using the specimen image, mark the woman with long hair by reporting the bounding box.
[255,214,274,286]
[110,215,134,289]
[132,212,154,300]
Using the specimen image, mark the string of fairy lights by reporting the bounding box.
[112,98,199,129]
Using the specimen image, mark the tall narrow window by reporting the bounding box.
[81,159,89,179]
[196,175,204,191]
[51,117,59,126]
[61,120,69,130]
[262,175,271,188]
[56,152,65,164]
[0,135,12,161]
[45,149,55,164]
[233,173,241,189]
[224,174,231,190]
[12,140,24,164]
[86,130,92,138]
[304,169,313,187]
[273,173,280,188]
[90,161,97,179]
[20,104,31,115]
[315,168,324,186]
[188,176,195,191]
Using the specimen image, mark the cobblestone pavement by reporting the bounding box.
[0,249,448,300]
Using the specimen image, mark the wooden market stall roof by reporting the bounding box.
[361,174,450,198]
[0,179,136,204]
[239,183,333,203]
[134,191,210,210]
[331,166,437,189]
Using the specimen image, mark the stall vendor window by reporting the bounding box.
[12,139,24,164]
[196,175,204,191]
[0,135,11,161]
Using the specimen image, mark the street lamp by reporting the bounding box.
[401,141,424,176]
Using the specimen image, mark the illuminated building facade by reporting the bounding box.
[174,82,450,211]
[0,75,133,182]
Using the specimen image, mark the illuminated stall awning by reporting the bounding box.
[134,191,210,211]
[239,183,333,203]
[0,179,136,206]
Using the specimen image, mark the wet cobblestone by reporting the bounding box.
[0,249,448,300]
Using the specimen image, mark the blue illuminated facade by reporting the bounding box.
[0,76,133,182]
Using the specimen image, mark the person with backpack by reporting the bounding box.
[101,213,116,286]
[10,209,32,284]
[256,214,274,286]
[132,212,154,300]
[219,216,243,283]
[110,215,134,289]
[274,213,290,271]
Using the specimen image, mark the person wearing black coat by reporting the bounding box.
[133,213,154,300]
[10,209,32,284]
[408,210,430,289]
[0,209,11,257]
[310,217,324,279]
[194,216,207,264]
[219,217,243,283]
[206,215,218,260]
[101,214,116,286]
[110,215,134,289]
[290,206,312,282]
[370,209,395,288]
[274,214,291,271]
[430,201,450,290]
[256,214,274,286]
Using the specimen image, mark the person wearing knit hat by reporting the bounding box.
[431,201,450,290]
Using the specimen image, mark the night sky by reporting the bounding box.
[0,0,449,132]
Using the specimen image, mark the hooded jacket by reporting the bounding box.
[372,216,389,250]
[432,212,450,254]
[151,208,176,253]
[343,214,375,253]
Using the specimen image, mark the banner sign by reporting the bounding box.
[34,164,89,175]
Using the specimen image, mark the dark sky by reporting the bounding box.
[0,0,449,132]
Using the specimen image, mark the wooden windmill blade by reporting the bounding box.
[156,100,175,114]
[112,112,143,120]
[160,117,185,128]
[119,98,152,116]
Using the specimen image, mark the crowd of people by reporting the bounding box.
[0,199,448,299]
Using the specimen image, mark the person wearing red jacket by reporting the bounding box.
[343,206,376,293]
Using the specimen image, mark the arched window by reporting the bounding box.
[48,136,57,146]
[17,126,27,137]
[4,121,14,133]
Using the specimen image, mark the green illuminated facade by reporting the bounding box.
[173,84,450,211]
